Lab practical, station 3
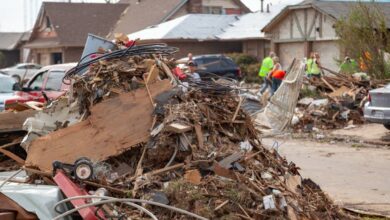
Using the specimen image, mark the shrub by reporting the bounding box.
[226,53,261,83]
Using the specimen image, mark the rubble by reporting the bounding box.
[0,39,355,219]
[293,72,382,131]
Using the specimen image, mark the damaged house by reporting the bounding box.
[23,2,127,66]
[108,0,251,38]
[262,0,390,70]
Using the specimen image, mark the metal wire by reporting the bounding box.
[0,169,23,190]
[53,195,208,220]
[53,197,158,220]
[62,43,179,84]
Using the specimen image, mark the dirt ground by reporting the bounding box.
[263,124,390,216]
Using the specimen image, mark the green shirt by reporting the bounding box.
[340,59,358,74]
[309,59,321,75]
[306,58,313,73]
[258,57,274,78]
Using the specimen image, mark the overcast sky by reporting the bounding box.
[0,0,361,32]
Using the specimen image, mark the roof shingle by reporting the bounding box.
[0,33,24,50]
[30,2,127,47]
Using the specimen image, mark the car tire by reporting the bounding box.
[384,124,390,130]
[11,75,21,83]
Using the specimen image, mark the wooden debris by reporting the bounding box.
[166,122,192,133]
[184,169,202,185]
[25,80,172,172]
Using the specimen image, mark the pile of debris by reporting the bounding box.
[293,72,381,131]
[0,41,353,219]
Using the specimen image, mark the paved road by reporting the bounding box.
[262,137,390,216]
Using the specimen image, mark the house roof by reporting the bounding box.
[128,14,239,41]
[262,0,390,32]
[0,32,24,50]
[109,0,186,38]
[218,4,288,40]
[109,0,251,38]
[128,1,289,42]
[26,2,127,48]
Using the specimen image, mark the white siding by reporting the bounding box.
[278,42,305,69]
[312,41,340,71]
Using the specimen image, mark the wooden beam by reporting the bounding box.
[293,12,305,38]
[307,11,319,38]
[290,14,293,39]
[0,148,25,165]
[304,9,308,39]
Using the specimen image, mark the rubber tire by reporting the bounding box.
[384,124,390,130]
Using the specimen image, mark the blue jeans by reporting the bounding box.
[271,78,282,96]
[260,78,270,94]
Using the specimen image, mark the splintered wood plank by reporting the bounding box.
[0,110,36,132]
[26,80,172,172]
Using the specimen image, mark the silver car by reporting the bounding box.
[0,63,42,83]
[364,84,390,129]
[0,75,20,111]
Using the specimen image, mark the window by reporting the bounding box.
[199,57,221,70]
[45,71,64,91]
[29,71,48,91]
[46,16,51,28]
[16,65,27,70]
[202,6,224,14]
[221,58,235,68]
[51,53,63,64]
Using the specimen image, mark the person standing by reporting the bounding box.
[267,56,283,96]
[258,52,276,95]
[339,56,358,74]
[186,61,201,82]
[306,52,315,76]
[308,52,322,78]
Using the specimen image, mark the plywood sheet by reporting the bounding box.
[0,110,36,133]
[26,80,172,172]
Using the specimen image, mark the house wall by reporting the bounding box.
[242,39,270,60]
[64,47,84,63]
[202,0,240,9]
[29,47,63,66]
[0,50,20,68]
[267,7,340,70]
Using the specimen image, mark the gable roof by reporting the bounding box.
[128,14,239,41]
[218,5,287,40]
[0,32,24,50]
[26,2,127,48]
[263,0,390,32]
[109,0,251,38]
[109,0,186,38]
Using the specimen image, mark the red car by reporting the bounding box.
[4,63,76,110]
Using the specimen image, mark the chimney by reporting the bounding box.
[260,0,264,12]
[267,3,270,13]
[187,0,202,13]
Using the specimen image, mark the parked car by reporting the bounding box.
[0,75,21,111]
[177,54,241,80]
[363,84,390,129]
[0,63,42,83]
[4,63,76,110]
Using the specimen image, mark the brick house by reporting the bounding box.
[23,2,127,66]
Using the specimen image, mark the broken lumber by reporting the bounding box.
[25,80,172,172]
[166,122,192,133]
[0,110,35,133]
